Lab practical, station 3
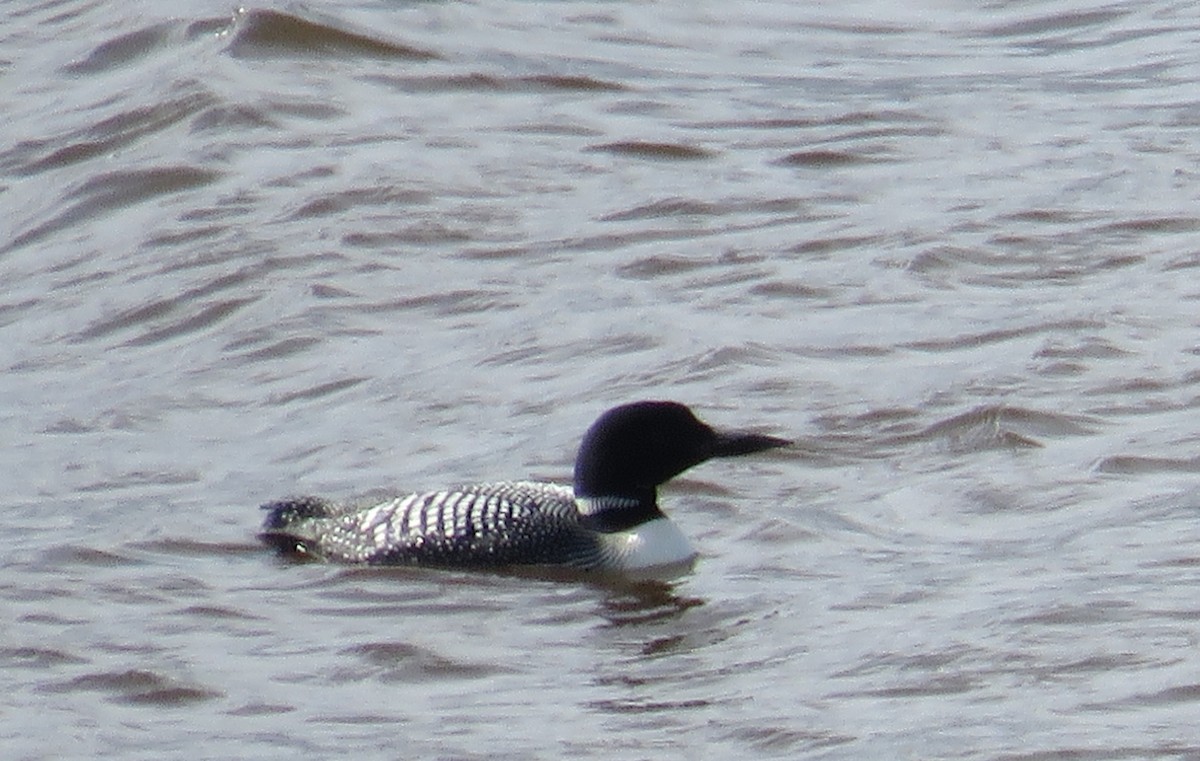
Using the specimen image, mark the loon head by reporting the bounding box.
[572,401,789,504]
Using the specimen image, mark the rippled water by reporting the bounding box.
[5,0,1200,758]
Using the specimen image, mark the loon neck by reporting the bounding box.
[575,493,665,532]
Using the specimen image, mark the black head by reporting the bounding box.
[572,401,789,502]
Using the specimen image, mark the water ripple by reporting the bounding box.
[225,8,440,61]
[41,668,222,706]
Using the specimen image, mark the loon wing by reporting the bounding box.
[260,482,604,569]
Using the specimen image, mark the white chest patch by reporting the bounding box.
[598,517,698,575]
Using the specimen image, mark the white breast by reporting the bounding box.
[598,517,698,577]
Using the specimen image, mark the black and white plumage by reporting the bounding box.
[259,401,788,576]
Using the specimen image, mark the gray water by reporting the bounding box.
[5,0,1200,758]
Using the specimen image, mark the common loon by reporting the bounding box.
[259,401,788,576]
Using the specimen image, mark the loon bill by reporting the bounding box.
[259,401,789,576]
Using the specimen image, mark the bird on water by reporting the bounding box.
[259,400,788,577]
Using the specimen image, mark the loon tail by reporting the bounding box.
[259,496,333,558]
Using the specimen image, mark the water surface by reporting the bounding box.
[4,1,1200,758]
